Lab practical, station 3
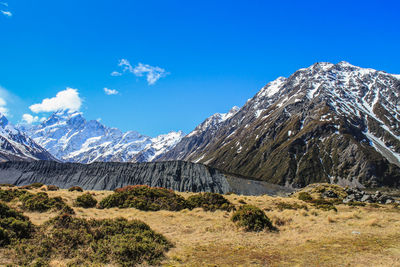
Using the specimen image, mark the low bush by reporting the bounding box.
[276,202,308,211]
[0,202,34,246]
[231,205,275,232]
[99,185,187,211]
[19,192,71,213]
[298,192,313,202]
[309,199,337,212]
[0,184,15,187]
[347,201,366,207]
[18,185,32,190]
[74,193,97,208]
[0,189,27,202]
[13,214,172,266]
[68,186,84,192]
[30,182,44,188]
[186,192,235,211]
[297,192,337,212]
[47,185,59,191]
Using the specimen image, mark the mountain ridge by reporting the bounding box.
[19,110,184,163]
[158,61,400,188]
[0,113,56,162]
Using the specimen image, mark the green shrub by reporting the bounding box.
[186,192,235,211]
[0,202,34,246]
[231,205,275,232]
[30,183,44,189]
[13,214,172,266]
[276,202,308,211]
[0,189,27,202]
[46,185,59,191]
[297,192,338,212]
[0,184,15,187]
[74,193,97,208]
[347,201,366,207]
[298,192,313,202]
[238,199,247,204]
[99,185,187,211]
[19,185,32,190]
[19,192,70,212]
[68,186,83,192]
[309,199,337,212]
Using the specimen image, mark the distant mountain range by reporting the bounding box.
[18,110,184,163]
[0,113,55,161]
[3,61,400,189]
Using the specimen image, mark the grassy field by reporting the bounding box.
[1,186,400,266]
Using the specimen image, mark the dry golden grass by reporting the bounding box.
[2,186,400,266]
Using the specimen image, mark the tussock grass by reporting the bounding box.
[0,186,400,266]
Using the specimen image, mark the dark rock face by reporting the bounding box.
[0,161,230,193]
[0,161,292,195]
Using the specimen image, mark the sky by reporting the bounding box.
[0,0,399,136]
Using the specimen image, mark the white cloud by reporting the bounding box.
[112,59,168,85]
[133,63,168,85]
[29,87,82,113]
[0,2,9,7]
[1,10,11,17]
[22,114,39,124]
[0,106,8,115]
[104,87,119,95]
[0,89,8,116]
[110,71,122,76]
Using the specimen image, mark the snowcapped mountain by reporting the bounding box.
[0,113,55,161]
[131,131,185,162]
[154,106,240,162]
[20,110,184,163]
[159,62,400,188]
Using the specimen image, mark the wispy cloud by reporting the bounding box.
[1,2,11,17]
[1,10,11,17]
[110,71,122,76]
[112,59,168,85]
[104,87,119,95]
[30,88,82,113]
[0,86,9,116]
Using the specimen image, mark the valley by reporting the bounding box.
[0,184,399,266]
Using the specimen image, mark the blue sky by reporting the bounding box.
[1,0,399,136]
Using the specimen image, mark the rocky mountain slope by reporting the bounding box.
[19,110,184,163]
[0,113,55,162]
[159,62,400,188]
[154,106,240,162]
[0,160,292,195]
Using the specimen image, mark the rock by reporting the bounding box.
[343,198,352,204]
[355,193,363,201]
[385,199,394,204]
[360,194,372,202]
[377,195,388,204]
[0,161,293,195]
[322,190,338,198]
[343,194,356,204]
